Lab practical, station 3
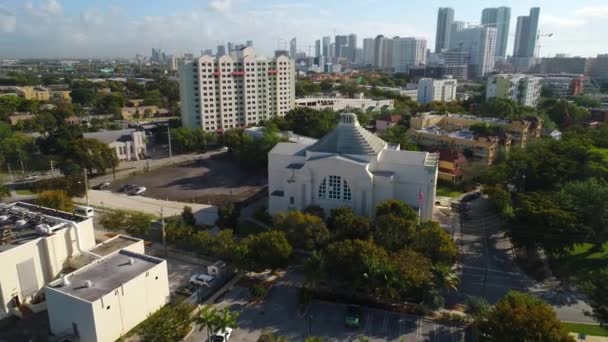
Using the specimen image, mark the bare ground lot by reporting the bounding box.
[110,155,267,206]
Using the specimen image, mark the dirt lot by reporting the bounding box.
[109,155,267,206]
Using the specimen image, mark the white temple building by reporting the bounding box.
[268,113,439,220]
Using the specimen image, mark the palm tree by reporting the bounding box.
[431,264,460,293]
[194,305,219,340]
[214,307,239,335]
[304,250,324,288]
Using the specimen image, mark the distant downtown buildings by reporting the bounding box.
[179,47,296,131]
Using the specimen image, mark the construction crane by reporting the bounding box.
[536,32,554,57]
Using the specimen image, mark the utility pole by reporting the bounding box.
[160,207,167,257]
[19,156,25,175]
[50,160,55,178]
[83,168,89,206]
[167,124,173,158]
[7,164,13,182]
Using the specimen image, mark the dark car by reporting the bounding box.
[461,192,481,202]
[345,305,361,328]
[118,184,136,192]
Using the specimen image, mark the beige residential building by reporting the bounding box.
[51,90,72,103]
[409,126,510,165]
[410,112,542,148]
[120,106,161,120]
[16,86,50,101]
[6,113,35,126]
[179,47,296,131]
[486,74,543,107]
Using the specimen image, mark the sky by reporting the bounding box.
[0,0,607,59]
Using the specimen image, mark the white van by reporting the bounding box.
[74,205,95,218]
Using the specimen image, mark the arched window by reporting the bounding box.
[318,176,352,201]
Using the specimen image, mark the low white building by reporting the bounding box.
[0,202,96,320]
[83,129,147,161]
[417,78,458,104]
[46,249,170,342]
[295,96,394,112]
[268,113,438,220]
[486,74,543,107]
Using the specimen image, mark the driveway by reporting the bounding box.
[454,196,596,324]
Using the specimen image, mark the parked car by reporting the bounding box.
[74,205,95,218]
[130,186,146,196]
[22,175,38,182]
[119,184,136,192]
[218,146,229,152]
[190,273,216,288]
[209,327,233,342]
[345,305,361,328]
[95,182,111,190]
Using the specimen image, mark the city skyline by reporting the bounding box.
[0,0,607,59]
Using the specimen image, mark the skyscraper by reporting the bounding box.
[322,36,331,57]
[374,35,385,68]
[217,45,226,56]
[335,35,348,58]
[363,38,375,66]
[513,7,540,58]
[348,33,358,62]
[392,37,427,73]
[451,26,497,78]
[289,37,297,59]
[246,40,253,47]
[315,40,321,58]
[482,7,511,60]
[435,7,454,53]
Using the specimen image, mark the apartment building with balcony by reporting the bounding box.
[179,47,295,131]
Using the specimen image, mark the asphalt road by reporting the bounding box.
[454,196,596,324]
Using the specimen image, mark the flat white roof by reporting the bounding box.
[48,250,163,302]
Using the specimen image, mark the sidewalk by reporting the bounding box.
[76,190,218,225]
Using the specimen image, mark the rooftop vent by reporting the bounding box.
[128,257,135,265]
[84,280,92,288]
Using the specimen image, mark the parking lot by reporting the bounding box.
[109,155,267,206]
[201,272,465,342]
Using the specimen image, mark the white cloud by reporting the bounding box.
[0,7,16,33]
[574,6,608,18]
[208,0,232,15]
[24,0,62,17]
[541,14,586,28]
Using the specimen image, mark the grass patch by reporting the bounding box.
[15,189,34,195]
[563,322,608,337]
[550,242,608,285]
[436,182,465,198]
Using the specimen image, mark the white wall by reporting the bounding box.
[46,287,96,340]
[0,219,95,318]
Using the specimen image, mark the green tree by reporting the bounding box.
[375,199,417,220]
[373,214,416,252]
[240,230,293,271]
[257,331,288,342]
[36,190,73,212]
[217,203,240,229]
[70,88,96,106]
[416,222,458,265]
[479,291,575,342]
[143,89,164,107]
[327,207,373,241]
[303,204,326,220]
[67,138,118,175]
[585,269,608,325]
[99,210,156,237]
[273,211,330,250]
[282,108,339,138]
[182,206,197,226]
